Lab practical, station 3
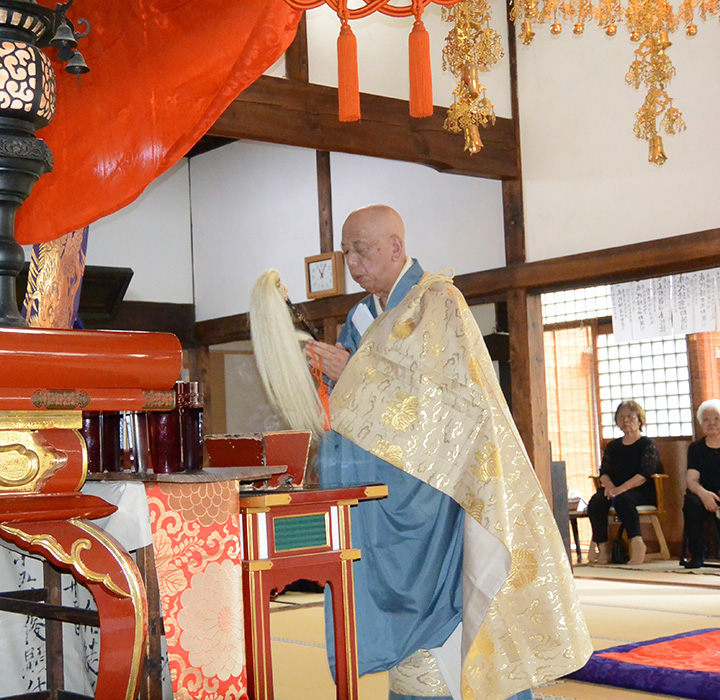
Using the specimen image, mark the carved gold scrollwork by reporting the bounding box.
[0,442,39,487]
[0,430,66,492]
[0,522,131,598]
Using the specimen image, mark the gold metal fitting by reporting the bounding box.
[464,124,483,154]
[462,64,482,99]
[648,135,667,165]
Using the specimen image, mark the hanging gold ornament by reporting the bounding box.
[500,0,713,163]
[464,124,484,153]
[520,19,536,44]
[462,64,483,98]
[648,134,667,165]
[442,0,503,154]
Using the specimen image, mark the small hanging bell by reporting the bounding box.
[648,134,667,165]
[50,21,78,50]
[65,50,90,75]
[463,125,483,154]
[520,20,535,45]
[657,31,672,51]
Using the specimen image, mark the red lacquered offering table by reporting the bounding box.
[88,466,287,700]
[239,483,388,700]
[0,327,181,700]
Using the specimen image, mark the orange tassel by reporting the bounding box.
[408,17,433,118]
[309,346,332,430]
[337,21,360,122]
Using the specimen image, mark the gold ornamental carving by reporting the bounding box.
[0,410,81,430]
[0,522,131,598]
[0,430,66,492]
[32,389,91,410]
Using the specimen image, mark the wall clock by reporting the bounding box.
[305,251,345,299]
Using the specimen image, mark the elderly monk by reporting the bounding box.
[305,205,590,700]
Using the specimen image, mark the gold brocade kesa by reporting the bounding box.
[330,271,593,700]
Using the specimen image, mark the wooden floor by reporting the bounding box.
[269,561,720,700]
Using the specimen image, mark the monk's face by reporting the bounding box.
[341,211,404,301]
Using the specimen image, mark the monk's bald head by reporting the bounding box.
[341,205,407,305]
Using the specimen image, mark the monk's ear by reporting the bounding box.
[389,234,404,260]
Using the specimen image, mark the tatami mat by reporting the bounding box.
[270,592,389,700]
[269,568,720,700]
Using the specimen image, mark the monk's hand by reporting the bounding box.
[304,341,350,383]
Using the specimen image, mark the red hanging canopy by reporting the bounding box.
[17,0,301,244]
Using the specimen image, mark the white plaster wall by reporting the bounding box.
[84,160,194,303]
[305,3,512,117]
[330,151,505,296]
[189,141,320,321]
[518,23,720,260]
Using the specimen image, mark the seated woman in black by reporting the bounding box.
[683,399,720,568]
[588,400,659,565]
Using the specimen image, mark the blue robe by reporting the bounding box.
[319,260,465,676]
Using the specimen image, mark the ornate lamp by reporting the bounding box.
[0,0,89,326]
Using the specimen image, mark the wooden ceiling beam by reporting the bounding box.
[206,76,519,180]
[459,226,720,300]
[196,227,720,346]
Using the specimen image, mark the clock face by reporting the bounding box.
[309,259,334,292]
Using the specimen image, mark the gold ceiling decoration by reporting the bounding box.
[442,0,504,154]
[444,0,715,163]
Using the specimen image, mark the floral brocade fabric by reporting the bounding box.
[330,272,593,700]
[147,482,247,699]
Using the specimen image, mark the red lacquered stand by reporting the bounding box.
[0,327,182,700]
[239,483,388,700]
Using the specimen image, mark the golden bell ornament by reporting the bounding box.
[550,22,562,35]
[605,24,617,36]
[573,22,584,35]
[648,135,667,165]
[520,20,535,45]
[462,64,482,99]
[464,124,483,154]
[630,30,641,41]
[657,31,672,51]
[686,23,697,36]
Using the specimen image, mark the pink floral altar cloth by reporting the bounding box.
[147,482,247,699]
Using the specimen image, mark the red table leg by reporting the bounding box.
[0,518,147,700]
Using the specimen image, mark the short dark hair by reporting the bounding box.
[615,400,646,430]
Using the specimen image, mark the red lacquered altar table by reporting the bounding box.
[0,326,182,700]
[239,483,388,700]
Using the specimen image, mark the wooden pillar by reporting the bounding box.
[507,288,551,499]
[285,12,308,82]
[317,151,333,254]
[501,0,552,501]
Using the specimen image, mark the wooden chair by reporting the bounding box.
[679,505,720,568]
[589,474,671,560]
